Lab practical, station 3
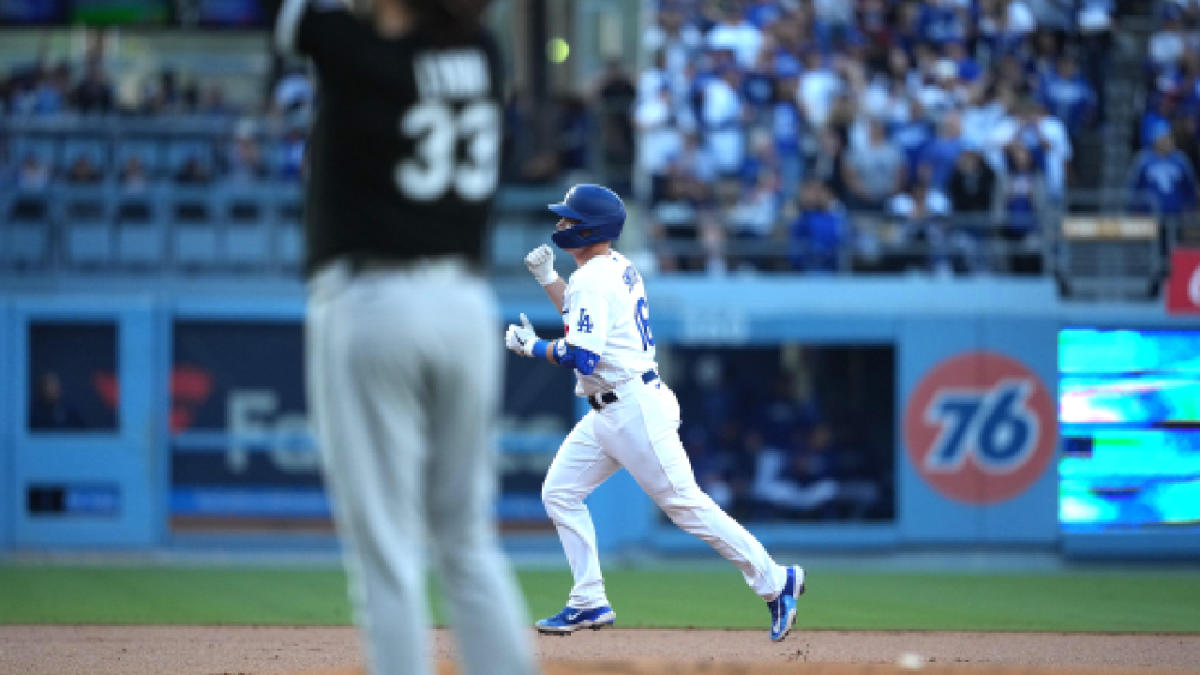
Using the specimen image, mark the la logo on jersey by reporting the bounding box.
[903,351,1055,505]
[576,309,594,334]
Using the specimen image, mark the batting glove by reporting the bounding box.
[504,313,538,357]
[524,244,559,286]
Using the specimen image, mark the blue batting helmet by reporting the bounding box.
[548,184,626,249]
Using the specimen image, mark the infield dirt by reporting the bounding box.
[1,626,1198,674]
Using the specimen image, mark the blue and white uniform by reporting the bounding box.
[508,184,803,641]
[544,250,788,611]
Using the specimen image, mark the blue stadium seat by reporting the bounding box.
[274,185,304,272]
[220,183,274,269]
[58,183,115,224]
[64,221,114,268]
[115,186,166,269]
[2,214,51,270]
[57,184,116,269]
[172,223,220,269]
[116,222,167,269]
[276,221,304,272]
[168,185,220,269]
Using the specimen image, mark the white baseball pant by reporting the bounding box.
[307,260,536,675]
[541,375,788,609]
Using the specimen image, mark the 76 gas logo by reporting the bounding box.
[925,380,1038,473]
[904,352,1056,504]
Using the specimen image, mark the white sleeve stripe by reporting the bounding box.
[274,0,309,55]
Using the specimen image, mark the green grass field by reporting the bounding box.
[1,565,1198,632]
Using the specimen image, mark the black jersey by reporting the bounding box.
[279,2,504,275]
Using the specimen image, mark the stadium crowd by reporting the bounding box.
[0,48,310,190]
[1132,0,1200,219]
[8,2,1198,278]
[633,0,1115,275]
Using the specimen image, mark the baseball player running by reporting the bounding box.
[505,184,806,641]
[278,0,536,673]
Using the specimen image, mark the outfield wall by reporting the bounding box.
[2,276,1199,557]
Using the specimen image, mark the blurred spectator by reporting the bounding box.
[751,428,838,517]
[889,175,964,273]
[17,153,51,191]
[742,48,777,125]
[1039,54,1096,137]
[674,132,718,185]
[29,372,84,430]
[651,173,703,272]
[842,118,904,210]
[947,148,998,215]
[808,128,846,196]
[174,155,212,185]
[64,154,104,184]
[993,99,1071,203]
[636,86,683,202]
[277,125,307,181]
[703,65,747,176]
[199,84,234,117]
[997,142,1046,271]
[789,179,847,272]
[1140,95,1174,149]
[771,75,805,202]
[798,48,841,130]
[706,0,763,68]
[740,127,779,189]
[226,121,268,182]
[756,374,818,448]
[46,63,71,115]
[273,67,313,114]
[153,68,183,113]
[12,153,52,221]
[119,156,151,194]
[962,87,1010,149]
[813,0,857,53]
[1077,0,1113,116]
[596,59,637,190]
[727,171,779,269]
[557,94,592,176]
[1128,129,1198,216]
[1149,14,1187,70]
[72,59,114,114]
[918,110,964,190]
[643,6,703,81]
[890,99,935,183]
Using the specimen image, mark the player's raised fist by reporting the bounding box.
[524,244,559,286]
[504,313,539,357]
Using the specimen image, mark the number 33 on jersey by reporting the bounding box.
[396,51,499,202]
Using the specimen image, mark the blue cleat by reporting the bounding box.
[535,605,616,635]
[767,565,806,642]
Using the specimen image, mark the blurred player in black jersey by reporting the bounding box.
[275,1,536,673]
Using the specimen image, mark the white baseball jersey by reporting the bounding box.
[543,248,790,614]
[561,250,658,397]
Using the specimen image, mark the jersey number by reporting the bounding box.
[635,297,654,350]
[396,101,499,201]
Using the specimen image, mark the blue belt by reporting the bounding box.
[588,370,658,411]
